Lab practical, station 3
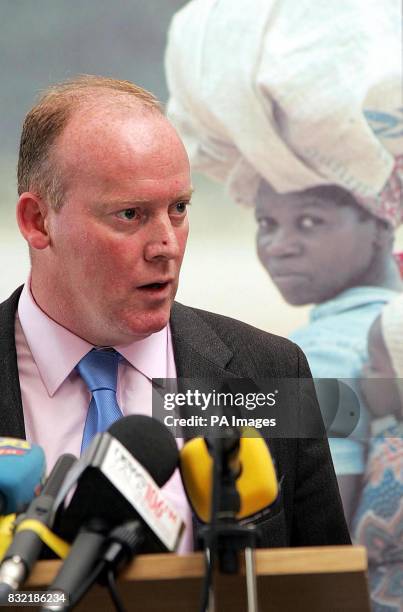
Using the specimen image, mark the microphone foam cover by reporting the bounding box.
[180,428,278,523]
[108,415,179,487]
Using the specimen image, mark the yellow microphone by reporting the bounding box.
[0,515,15,561]
[180,428,278,523]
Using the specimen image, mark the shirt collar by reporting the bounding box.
[18,281,169,396]
[310,286,401,322]
[116,328,169,382]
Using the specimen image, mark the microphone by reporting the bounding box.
[180,427,278,523]
[0,454,76,603]
[181,427,279,612]
[0,515,16,561]
[0,438,46,515]
[58,415,183,547]
[47,521,145,610]
[43,415,184,609]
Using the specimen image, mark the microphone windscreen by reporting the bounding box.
[0,515,15,561]
[180,428,278,522]
[237,432,278,518]
[108,415,178,487]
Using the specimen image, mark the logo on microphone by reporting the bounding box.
[0,438,31,455]
[100,438,184,551]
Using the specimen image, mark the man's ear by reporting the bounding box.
[374,219,393,249]
[16,192,51,250]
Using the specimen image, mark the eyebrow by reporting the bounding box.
[297,197,340,211]
[97,189,194,210]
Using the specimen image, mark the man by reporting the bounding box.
[0,75,349,549]
[255,180,402,522]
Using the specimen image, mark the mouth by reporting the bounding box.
[270,272,308,280]
[261,260,309,281]
[137,280,173,296]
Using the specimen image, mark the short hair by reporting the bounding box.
[17,75,162,210]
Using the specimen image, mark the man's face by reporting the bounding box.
[36,106,191,345]
[255,182,378,305]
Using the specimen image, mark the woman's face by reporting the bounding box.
[255,182,378,305]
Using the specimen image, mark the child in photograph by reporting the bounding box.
[353,294,403,612]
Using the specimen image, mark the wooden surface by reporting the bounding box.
[18,546,370,612]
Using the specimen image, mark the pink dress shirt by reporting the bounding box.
[16,282,193,553]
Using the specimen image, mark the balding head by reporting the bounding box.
[17,75,163,210]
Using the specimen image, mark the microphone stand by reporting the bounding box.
[200,431,260,612]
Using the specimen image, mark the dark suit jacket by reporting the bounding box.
[0,286,350,547]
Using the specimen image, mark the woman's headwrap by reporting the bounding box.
[165,0,403,226]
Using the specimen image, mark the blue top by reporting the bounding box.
[290,286,400,474]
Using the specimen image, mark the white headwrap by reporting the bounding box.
[165,0,403,225]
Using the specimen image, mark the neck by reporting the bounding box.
[361,255,403,292]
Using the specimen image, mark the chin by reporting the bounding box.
[124,309,171,338]
[276,282,337,306]
[277,289,313,307]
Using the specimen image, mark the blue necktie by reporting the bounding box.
[76,348,123,453]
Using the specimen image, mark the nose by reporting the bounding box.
[144,216,182,262]
[258,228,303,258]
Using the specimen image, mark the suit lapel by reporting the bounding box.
[169,302,242,442]
[170,301,236,378]
[0,286,25,438]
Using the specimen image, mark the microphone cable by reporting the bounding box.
[62,558,126,612]
[67,520,143,612]
[105,570,125,612]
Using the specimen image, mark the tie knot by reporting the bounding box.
[76,349,120,393]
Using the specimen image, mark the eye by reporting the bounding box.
[170,201,189,216]
[117,208,138,221]
[298,215,323,229]
[257,217,277,232]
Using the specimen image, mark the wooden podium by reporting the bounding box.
[22,546,370,611]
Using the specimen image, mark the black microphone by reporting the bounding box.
[42,415,183,610]
[0,454,76,603]
[52,520,145,610]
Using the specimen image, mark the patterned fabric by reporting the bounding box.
[76,348,123,452]
[357,156,403,228]
[352,423,403,611]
